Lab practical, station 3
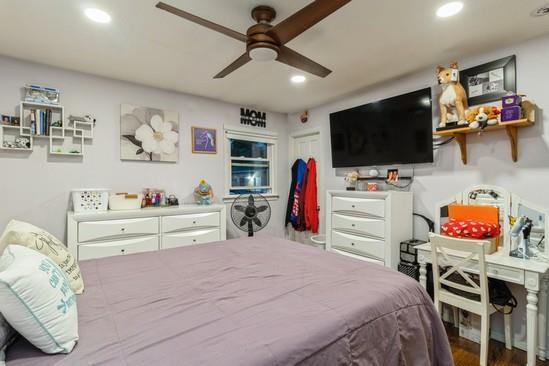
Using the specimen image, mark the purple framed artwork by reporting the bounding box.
[192,127,217,154]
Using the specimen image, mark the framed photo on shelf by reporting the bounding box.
[460,55,516,106]
[1,115,10,125]
[192,127,217,154]
[10,116,20,126]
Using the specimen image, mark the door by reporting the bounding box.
[289,129,323,246]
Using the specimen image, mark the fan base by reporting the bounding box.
[251,6,276,24]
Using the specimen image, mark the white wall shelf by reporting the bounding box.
[0,101,94,158]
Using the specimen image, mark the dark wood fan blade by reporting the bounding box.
[256,205,269,213]
[267,0,351,45]
[239,216,249,227]
[277,46,331,78]
[156,2,247,43]
[248,194,255,206]
[253,217,262,227]
[213,53,251,79]
[234,204,246,212]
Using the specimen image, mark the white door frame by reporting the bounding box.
[288,128,325,239]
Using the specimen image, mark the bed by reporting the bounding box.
[6,237,453,366]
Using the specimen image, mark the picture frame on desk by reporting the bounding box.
[460,55,516,106]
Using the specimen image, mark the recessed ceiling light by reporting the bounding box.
[291,75,306,84]
[436,2,464,18]
[84,8,111,23]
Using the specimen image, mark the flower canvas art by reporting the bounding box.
[120,104,179,162]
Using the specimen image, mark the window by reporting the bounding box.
[224,126,278,200]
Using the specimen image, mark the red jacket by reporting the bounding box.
[303,158,318,233]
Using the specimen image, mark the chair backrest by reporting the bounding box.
[429,233,490,311]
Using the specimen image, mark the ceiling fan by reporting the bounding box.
[155,0,351,79]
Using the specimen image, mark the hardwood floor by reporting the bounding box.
[446,322,549,366]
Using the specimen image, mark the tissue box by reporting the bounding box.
[502,95,521,108]
[501,106,521,122]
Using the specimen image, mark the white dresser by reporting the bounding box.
[67,204,226,260]
[326,190,412,269]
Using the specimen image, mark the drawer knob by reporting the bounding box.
[192,239,197,242]
[351,224,356,227]
[121,249,125,254]
[351,243,355,246]
[193,221,197,224]
[351,205,356,208]
[121,228,126,232]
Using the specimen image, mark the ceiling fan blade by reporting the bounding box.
[277,46,331,78]
[156,2,247,43]
[256,205,269,213]
[267,0,351,45]
[248,194,255,206]
[253,217,263,227]
[239,216,249,227]
[213,53,251,79]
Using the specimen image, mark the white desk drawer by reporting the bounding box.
[78,235,159,260]
[162,228,220,250]
[162,212,220,233]
[332,230,385,261]
[332,196,385,218]
[78,217,159,243]
[332,214,385,239]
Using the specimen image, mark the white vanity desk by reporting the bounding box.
[418,185,549,366]
[417,243,549,366]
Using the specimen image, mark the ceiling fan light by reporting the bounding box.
[249,47,278,62]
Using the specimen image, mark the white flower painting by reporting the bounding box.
[120,104,179,162]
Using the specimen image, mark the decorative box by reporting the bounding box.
[71,189,109,213]
[501,106,521,122]
[501,95,521,108]
[109,193,143,211]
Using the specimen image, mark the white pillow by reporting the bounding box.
[0,220,84,294]
[0,245,78,354]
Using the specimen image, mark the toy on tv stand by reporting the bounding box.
[344,170,359,191]
[436,62,469,128]
[193,179,214,205]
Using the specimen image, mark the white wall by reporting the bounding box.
[288,33,549,351]
[0,55,289,241]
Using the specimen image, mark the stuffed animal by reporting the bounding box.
[436,62,469,127]
[193,179,214,205]
[467,106,500,129]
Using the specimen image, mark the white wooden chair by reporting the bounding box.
[429,233,512,366]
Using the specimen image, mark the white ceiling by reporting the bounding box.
[1,0,548,113]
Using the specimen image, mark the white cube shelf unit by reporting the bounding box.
[0,101,94,157]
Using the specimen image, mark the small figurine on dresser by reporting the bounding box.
[436,62,469,128]
[344,170,360,191]
[194,179,214,205]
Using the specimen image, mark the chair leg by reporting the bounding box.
[504,309,513,350]
[453,307,459,328]
[480,314,490,366]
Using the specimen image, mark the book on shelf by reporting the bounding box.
[30,108,53,136]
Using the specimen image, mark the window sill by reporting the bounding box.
[223,194,279,203]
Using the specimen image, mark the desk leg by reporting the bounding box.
[539,277,548,360]
[527,288,539,366]
[419,261,427,289]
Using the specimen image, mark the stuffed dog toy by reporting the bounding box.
[436,62,468,127]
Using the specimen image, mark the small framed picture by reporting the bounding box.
[192,127,217,154]
[387,169,399,183]
[1,115,10,125]
[10,116,20,126]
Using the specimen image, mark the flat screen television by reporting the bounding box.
[329,88,434,167]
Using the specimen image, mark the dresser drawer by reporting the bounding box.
[332,214,385,239]
[78,217,159,243]
[78,235,159,260]
[332,230,385,261]
[161,228,220,250]
[332,196,385,218]
[162,212,220,233]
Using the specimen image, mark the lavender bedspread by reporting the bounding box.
[6,237,452,366]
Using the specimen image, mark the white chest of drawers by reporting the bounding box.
[67,205,226,260]
[326,190,412,269]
